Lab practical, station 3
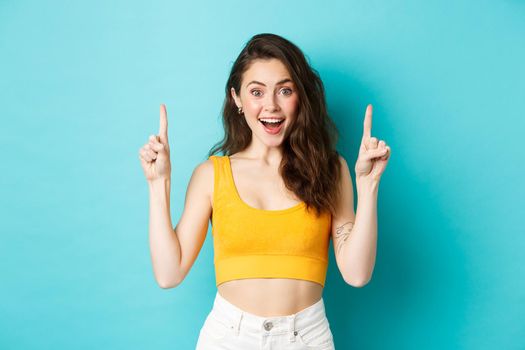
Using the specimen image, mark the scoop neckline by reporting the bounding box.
[224,155,306,214]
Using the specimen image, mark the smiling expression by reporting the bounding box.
[231,58,300,147]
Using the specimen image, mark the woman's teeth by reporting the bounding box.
[259,118,283,123]
[259,118,285,134]
[259,118,284,127]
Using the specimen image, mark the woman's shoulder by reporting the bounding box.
[337,153,348,167]
[196,156,216,177]
[195,153,231,185]
[189,157,216,197]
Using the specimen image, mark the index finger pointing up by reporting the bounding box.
[362,104,373,141]
[159,104,169,144]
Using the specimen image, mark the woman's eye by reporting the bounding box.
[280,88,293,96]
[251,88,292,97]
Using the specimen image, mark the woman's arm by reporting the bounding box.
[331,156,379,287]
[148,161,213,289]
[148,178,180,288]
[343,180,378,287]
[332,104,390,287]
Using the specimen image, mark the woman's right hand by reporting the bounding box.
[138,104,172,182]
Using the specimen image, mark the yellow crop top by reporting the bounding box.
[209,155,332,287]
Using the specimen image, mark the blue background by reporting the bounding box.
[1,0,524,349]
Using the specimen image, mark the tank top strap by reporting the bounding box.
[208,155,235,207]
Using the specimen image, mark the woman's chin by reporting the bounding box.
[255,134,284,147]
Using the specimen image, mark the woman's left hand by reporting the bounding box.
[354,104,391,184]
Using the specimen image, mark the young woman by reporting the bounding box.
[138,33,391,350]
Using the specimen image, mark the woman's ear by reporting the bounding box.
[231,87,241,108]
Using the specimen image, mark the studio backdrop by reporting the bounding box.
[1,1,523,349]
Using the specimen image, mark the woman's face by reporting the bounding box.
[231,58,299,148]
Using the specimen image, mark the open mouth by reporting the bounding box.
[258,119,285,135]
[259,119,284,128]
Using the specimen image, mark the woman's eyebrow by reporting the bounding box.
[246,78,293,87]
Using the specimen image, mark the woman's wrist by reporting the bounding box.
[355,177,379,196]
[148,177,171,192]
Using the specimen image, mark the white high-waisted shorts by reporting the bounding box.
[196,291,335,349]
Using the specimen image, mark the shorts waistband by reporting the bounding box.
[210,291,327,338]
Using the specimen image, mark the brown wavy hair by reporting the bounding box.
[208,33,342,217]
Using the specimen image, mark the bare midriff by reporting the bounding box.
[217,278,323,317]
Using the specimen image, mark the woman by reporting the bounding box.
[138,33,391,349]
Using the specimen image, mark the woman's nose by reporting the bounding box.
[264,94,279,112]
